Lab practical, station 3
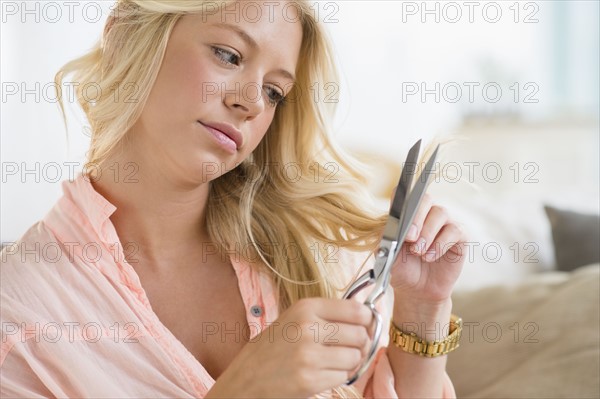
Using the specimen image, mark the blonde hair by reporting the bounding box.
[55,1,396,396]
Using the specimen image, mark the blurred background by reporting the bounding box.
[2,1,599,397]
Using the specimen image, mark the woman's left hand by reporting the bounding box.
[389,194,468,306]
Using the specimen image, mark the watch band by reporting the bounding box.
[389,314,462,357]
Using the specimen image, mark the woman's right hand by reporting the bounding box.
[205,297,374,398]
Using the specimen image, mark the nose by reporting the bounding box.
[222,78,266,119]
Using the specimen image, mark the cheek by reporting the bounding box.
[175,58,220,104]
[234,114,274,163]
[154,48,220,108]
[251,113,276,145]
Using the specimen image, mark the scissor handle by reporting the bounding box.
[343,269,376,301]
[344,302,383,385]
[341,269,383,386]
[341,243,396,385]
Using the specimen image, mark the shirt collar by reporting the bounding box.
[57,173,118,243]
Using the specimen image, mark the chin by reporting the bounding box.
[185,151,235,184]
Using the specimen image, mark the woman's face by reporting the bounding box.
[130,1,303,185]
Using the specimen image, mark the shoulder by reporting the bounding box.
[1,222,62,364]
[1,221,59,288]
[0,220,88,317]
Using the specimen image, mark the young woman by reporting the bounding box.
[0,1,467,397]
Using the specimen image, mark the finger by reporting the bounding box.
[423,222,467,262]
[410,205,450,256]
[310,298,373,327]
[321,323,372,356]
[319,346,365,372]
[292,357,350,397]
[403,193,433,242]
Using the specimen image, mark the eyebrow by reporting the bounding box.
[212,22,296,83]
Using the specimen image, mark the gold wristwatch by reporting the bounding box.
[389,314,463,357]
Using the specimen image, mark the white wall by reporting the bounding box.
[2,1,109,242]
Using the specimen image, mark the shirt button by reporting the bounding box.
[250,305,263,317]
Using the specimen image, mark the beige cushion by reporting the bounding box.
[447,264,600,398]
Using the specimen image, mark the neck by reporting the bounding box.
[90,150,212,274]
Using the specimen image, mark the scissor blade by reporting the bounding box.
[389,140,421,219]
[395,144,440,250]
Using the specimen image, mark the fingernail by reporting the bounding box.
[424,249,436,262]
[411,237,426,254]
[407,224,418,240]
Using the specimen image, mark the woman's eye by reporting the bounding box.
[210,46,284,107]
[264,86,286,107]
[212,46,240,66]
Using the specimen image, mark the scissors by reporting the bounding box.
[343,139,440,385]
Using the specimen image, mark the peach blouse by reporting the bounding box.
[1,173,455,398]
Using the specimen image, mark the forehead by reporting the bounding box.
[183,1,304,62]
[204,0,303,28]
[195,1,302,44]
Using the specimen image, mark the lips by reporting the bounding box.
[198,121,243,150]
